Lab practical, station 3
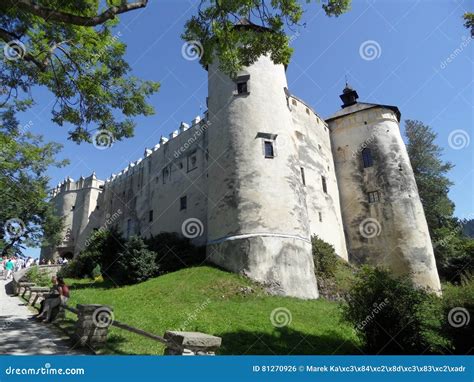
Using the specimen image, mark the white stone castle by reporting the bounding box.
[41,44,442,298]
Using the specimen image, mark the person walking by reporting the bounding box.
[5,258,14,280]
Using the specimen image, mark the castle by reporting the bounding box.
[40,48,442,299]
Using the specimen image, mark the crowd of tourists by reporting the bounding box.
[0,256,38,280]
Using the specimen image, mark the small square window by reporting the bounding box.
[237,81,248,94]
[187,153,198,171]
[71,205,75,211]
[306,107,310,115]
[264,141,274,158]
[180,196,187,210]
[318,144,322,151]
[178,162,183,169]
[292,99,297,106]
[368,191,380,203]
[149,210,153,222]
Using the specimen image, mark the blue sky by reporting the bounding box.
[20,0,473,257]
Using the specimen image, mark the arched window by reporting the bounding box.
[361,148,373,168]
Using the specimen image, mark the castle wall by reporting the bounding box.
[89,122,209,251]
[289,97,348,260]
[328,107,441,292]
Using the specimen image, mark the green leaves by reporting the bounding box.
[183,0,350,76]
[1,1,159,144]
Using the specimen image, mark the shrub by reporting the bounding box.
[442,274,474,354]
[57,258,84,279]
[342,266,448,354]
[113,236,157,285]
[145,232,205,274]
[26,266,51,286]
[311,235,339,278]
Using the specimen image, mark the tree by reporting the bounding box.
[404,120,472,281]
[0,121,68,257]
[464,13,474,37]
[183,0,351,75]
[1,0,350,144]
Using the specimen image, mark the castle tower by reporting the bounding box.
[326,85,441,292]
[40,173,104,261]
[205,24,318,299]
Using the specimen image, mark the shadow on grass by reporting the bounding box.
[217,327,363,355]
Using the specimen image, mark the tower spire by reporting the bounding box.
[339,81,359,108]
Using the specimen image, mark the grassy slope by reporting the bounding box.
[64,266,361,355]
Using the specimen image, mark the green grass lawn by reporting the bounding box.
[63,266,362,355]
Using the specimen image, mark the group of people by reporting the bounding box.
[1,256,37,280]
[33,275,70,323]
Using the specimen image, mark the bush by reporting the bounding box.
[442,274,474,354]
[311,235,339,278]
[145,232,205,274]
[26,266,51,286]
[57,258,84,279]
[342,266,448,354]
[113,236,157,285]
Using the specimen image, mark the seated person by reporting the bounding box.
[36,276,70,322]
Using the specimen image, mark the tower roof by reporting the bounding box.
[326,85,400,122]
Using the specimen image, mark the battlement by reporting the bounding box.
[49,172,104,198]
[104,113,208,185]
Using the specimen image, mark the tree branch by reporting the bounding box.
[15,0,149,27]
[0,27,47,70]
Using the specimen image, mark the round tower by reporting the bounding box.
[327,85,441,293]
[206,50,318,299]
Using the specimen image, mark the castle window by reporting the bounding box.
[319,212,323,222]
[318,144,322,151]
[162,167,170,184]
[321,176,328,194]
[292,99,297,106]
[180,196,187,211]
[149,210,153,222]
[300,167,306,186]
[71,205,75,211]
[368,190,380,203]
[187,152,198,172]
[306,107,310,115]
[234,74,250,95]
[264,141,274,158]
[362,148,373,168]
[237,81,248,94]
[99,185,104,190]
[96,205,100,210]
[178,162,184,170]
